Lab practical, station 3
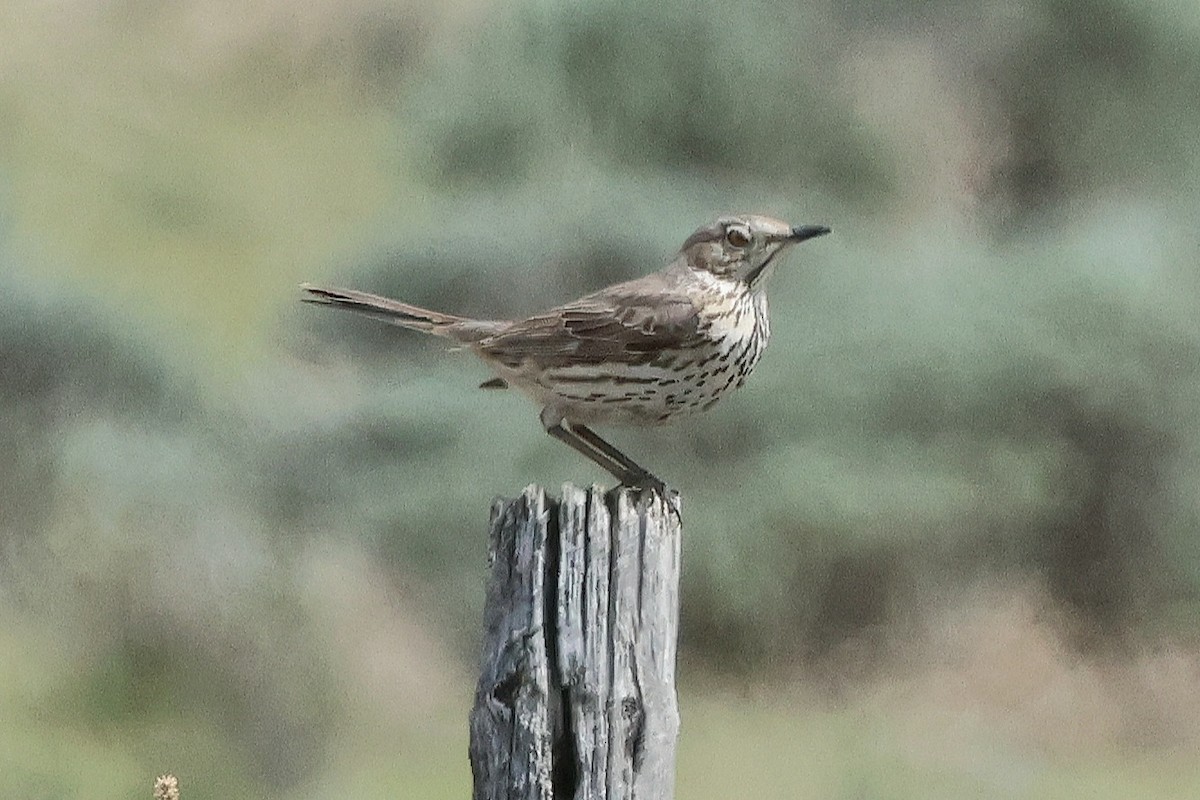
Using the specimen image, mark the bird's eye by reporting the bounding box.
[725,227,751,248]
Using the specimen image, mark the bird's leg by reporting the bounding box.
[543,421,631,482]
[569,423,681,522]
[540,409,680,520]
[539,408,662,489]
[569,423,666,491]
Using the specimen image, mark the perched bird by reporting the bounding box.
[302,214,829,492]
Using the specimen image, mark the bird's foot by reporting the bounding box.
[619,470,682,522]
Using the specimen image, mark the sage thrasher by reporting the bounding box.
[301,214,829,491]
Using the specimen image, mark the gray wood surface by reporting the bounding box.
[469,485,682,800]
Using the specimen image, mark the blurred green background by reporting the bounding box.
[4,0,1200,797]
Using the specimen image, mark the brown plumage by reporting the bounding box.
[302,214,829,490]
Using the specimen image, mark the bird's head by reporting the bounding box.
[680,214,829,288]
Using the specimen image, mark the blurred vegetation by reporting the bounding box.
[3,0,1200,797]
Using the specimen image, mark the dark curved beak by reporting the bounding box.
[788,224,831,243]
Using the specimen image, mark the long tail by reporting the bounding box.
[300,284,500,340]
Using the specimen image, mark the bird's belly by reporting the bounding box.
[505,332,765,426]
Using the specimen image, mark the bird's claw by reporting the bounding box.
[619,470,682,523]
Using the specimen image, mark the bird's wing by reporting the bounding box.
[476,277,704,370]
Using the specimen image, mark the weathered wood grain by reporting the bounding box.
[469,485,682,800]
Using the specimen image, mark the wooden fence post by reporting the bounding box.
[469,484,682,800]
